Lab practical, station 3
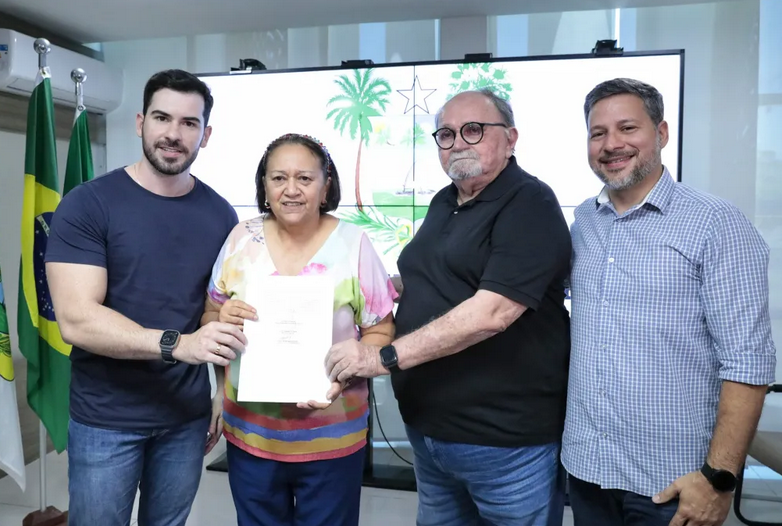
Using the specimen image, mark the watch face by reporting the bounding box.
[160,330,179,347]
[380,346,397,366]
[712,470,737,492]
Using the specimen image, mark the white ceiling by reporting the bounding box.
[0,0,719,44]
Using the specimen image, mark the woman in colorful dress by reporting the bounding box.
[203,133,397,526]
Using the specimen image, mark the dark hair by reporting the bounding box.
[142,69,215,126]
[584,78,664,126]
[255,134,341,215]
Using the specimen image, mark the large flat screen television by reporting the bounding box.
[193,51,684,276]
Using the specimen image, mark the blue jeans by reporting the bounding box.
[226,441,365,526]
[568,475,679,526]
[67,416,210,526]
[406,425,566,526]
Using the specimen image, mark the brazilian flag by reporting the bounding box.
[18,67,71,453]
[64,99,94,195]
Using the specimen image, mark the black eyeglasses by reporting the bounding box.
[432,122,508,150]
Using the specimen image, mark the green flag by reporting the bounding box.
[64,103,94,195]
[18,67,71,453]
[0,269,13,382]
[1,267,27,490]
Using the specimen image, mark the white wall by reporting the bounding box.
[634,3,718,201]
[438,17,488,61]
[0,131,106,360]
[288,27,328,69]
[327,24,360,67]
[552,11,613,54]
[386,20,437,63]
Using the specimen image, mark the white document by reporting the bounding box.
[237,275,333,404]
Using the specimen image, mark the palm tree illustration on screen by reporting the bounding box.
[326,68,392,210]
[448,62,513,100]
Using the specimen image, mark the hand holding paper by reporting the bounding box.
[296,381,345,410]
[237,276,334,404]
[325,339,384,382]
[219,299,258,326]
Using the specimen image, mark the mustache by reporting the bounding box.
[156,139,187,152]
[448,151,480,164]
[599,150,635,163]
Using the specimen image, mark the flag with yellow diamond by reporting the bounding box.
[18,66,71,453]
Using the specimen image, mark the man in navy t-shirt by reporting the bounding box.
[45,69,245,526]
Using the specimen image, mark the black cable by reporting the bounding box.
[371,388,414,466]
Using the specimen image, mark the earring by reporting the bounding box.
[264,200,270,208]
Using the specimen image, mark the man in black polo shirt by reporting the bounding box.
[326,88,572,525]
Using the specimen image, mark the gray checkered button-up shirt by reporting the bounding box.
[562,168,777,497]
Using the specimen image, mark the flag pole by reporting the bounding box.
[71,68,86,118]
[37,422,46,513]
[33,37,50,518]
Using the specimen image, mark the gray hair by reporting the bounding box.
[435,88,516,128]
[584,78,664,126]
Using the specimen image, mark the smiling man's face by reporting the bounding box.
[137,88,211,176]
[587,93,668,191]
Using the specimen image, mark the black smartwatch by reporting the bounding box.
[701,462,737,492]
[159,329,180,364]
[379,345,399,373]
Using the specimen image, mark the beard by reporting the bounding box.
[141,131,200,176]
[591,137,662,191]
[446,150,483,181]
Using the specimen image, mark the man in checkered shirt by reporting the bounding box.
[562,78,777,526]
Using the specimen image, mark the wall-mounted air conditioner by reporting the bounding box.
[0,28,123,114]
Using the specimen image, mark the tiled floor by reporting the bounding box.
[1,441,780,525]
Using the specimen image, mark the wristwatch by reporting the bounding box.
[701,462,737,492]
[379,345,399,373]
[159,329,180,364]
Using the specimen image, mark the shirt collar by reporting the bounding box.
[446,155,520,206]
[595,166,675,215]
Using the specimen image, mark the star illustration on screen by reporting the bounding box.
[396,75,437,114]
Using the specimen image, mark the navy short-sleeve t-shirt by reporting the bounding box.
[45,168,238,430]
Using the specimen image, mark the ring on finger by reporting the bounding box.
[213,344,222,355]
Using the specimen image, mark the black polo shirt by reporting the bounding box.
[393,156,572,447]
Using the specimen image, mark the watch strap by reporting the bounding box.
[701,461,737,492]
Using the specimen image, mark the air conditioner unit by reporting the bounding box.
[0,28,123,114]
